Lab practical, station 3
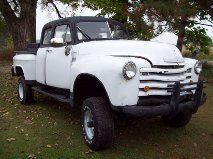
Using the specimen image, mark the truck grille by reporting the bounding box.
[139,66,193,96]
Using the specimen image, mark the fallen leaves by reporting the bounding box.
[46,144,52,148]
[6,138,16,142]
[28,154,36,159]
[23,119,34,125]
[84,149,93,154]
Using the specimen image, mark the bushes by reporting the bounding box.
[0,48,14,61]
[200,62,213,82]
[0,36,14,61]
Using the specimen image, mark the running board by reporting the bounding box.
[32,86,72,104]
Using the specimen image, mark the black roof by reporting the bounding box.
[43,16,109,28]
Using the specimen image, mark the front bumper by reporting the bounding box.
[117,80,207,118]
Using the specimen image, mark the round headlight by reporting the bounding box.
[123,61,137,80]
[194,61,202,74]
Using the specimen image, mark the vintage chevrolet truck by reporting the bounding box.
[12,16,206,150]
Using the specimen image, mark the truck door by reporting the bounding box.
[36,27,52,84]
[45,24,73,89]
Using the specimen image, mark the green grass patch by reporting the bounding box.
[0,61,213,159]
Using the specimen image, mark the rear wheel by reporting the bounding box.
[82,97,114,150]
[161,111,192,127]
[17,76,34,104]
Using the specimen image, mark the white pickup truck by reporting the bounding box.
[12,16,206,150]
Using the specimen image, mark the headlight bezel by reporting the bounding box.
[194,61,202,74]
[123,61,137,80]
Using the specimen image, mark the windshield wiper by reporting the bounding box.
[76,26,92,40]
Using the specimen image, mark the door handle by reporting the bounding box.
[46,49,52,53]
[65,46,71,56]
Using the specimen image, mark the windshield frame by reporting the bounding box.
[74,20,130,43]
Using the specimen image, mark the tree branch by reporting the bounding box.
[0,0,18,23]
[49,0,63,18]
[11,0,19,13]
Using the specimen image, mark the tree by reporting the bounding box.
[83,0,154,40]
[0,0,38,51]
[0,13,7,36]
[137,0,213,52]
[83,0,212,52]
[0,0,80,51]
[0,14,12,50]
[184,27,212,57]
[40,0,80,19]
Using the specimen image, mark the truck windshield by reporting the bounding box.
[76,21,129,40]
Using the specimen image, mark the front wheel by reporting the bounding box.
[161,111,192,127]
[82,97,114,150]
[17,76,34,104]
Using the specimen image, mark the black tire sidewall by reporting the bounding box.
[81,97,114,150]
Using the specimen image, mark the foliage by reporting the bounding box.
[83,0,155,40]
[0,15,7,36]
[83,0,212,51]
[4,36,13,49]
[184,27,212,55]
[200,61,213,81]
[40,0,80,18]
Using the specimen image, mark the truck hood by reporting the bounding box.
[78,40,184,66]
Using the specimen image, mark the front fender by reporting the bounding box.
[184,58,199,83]
[70,55,151,106]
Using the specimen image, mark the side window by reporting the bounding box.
[108,22,128,39]
[42,28,52,45]
[77,29,87,40]
[54,25,72,43]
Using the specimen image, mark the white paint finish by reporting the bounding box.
[13,38,200,107]
[13,54,36,80]
[77,40,184,66]
[69,55,151,106]
[46,46,72,88]
[36,47,47,84]
[150,32,178,46]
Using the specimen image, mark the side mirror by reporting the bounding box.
[50,38,64,47]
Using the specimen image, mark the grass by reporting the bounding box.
[0,61,213,159]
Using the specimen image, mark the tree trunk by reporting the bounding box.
[0,0,37,51]
[176,20,187,52]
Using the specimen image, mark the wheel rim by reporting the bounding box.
[84,106,94,140]
[18,82,24,100]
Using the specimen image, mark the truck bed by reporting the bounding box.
[14,43,40,55]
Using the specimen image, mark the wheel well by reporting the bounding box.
[73,74,110,107]
[15,66,24,76]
